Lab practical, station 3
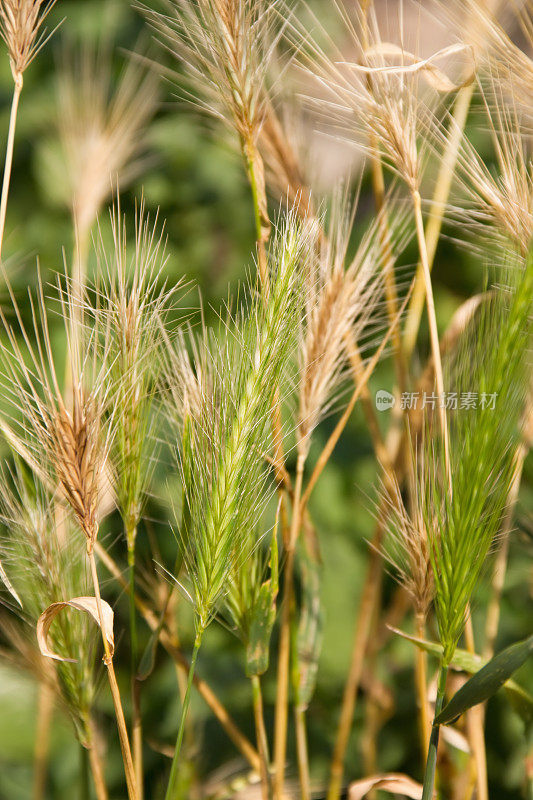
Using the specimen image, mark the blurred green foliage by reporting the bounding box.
[0,2,531,799]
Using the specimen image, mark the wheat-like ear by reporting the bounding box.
[294,2,465,193]
[461,0,533,122]
[56,41,158,241]
[296,192,411,458]
[453,74,532,255]
[0,0,57,79]
[165,210,308,631]
[423,250,533,662]
[143,0,278,147]
[379,467,434,621]
[94,198,182,549]
[143,0,282,267]
[0,269,113,548]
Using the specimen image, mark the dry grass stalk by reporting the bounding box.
[0,1,57,258]
[275,284,412,800]
[97,200,178,799]
[297,2,457,475]
[274,195,407,800]
[0,273,137,799]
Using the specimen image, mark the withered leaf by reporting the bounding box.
[37,596,114,662]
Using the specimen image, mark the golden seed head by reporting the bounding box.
[0,0,55,79]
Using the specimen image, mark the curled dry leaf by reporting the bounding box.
[37,596,114,662]
[343,42,475,92]
[348,773,426,800]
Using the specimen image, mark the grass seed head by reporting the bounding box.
[296,193,409,457]
[455,76,533,255]
[295,2,462,192]
[423,251,533,661]
[379,467,434,620]
[0,270,113,548]
[144,0,280,177]
[165,210,307,630]
[56,42,158,237]
[95,200,179,546]
[0,0,56,80]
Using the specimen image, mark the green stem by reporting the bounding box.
[128,542,138,677]
[165,628,204,800]
[421,661,448,800]
[80,741,90,800]
[128,534,144,800]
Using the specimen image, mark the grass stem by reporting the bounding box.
[484,446,527,658]
[421,662,448,800]
[85,716,109,800]
[463,617,488,800]
[273,453,305,800]
[128,536,144,800]
[295,706,311,800]
[415,613,431,760]
[88,547,138,800]
[245,143,269,291]
[165,629,203,800]
[411,189,450,481]
[251,675,271,800]
[327,539,383,800]
[80,740,90,800]
[0,74,22,261]
[403,83,474,358]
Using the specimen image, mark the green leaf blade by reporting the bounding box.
[435,634,533,725]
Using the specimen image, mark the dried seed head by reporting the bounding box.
[454,77,533,254]
[0,272,113,549]
[144,0,278,148]
[379,472,434,619]
[95,200,180,542]
[57,44,158,236]
[459,0,533,121]
[296,3,470,192]
[297,194,410,458]
[51,392,101,544]
[0,0,56,79]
